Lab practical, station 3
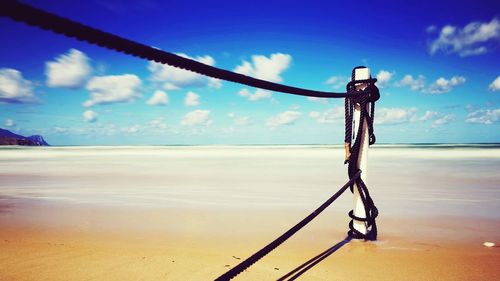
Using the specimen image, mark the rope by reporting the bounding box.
[0,0,351,99]
[214,171,361,281]
[344,66,380,240]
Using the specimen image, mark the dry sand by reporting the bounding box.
[1,204,499,281]
[0,145,499,280]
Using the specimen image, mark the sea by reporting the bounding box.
[0,144,499,219]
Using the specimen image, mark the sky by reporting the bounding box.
[0,0,499,145]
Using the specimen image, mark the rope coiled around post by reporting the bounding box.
[344,66,380,241]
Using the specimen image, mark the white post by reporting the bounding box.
[351,67,370,237]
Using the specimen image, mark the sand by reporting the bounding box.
[0,145,499,280]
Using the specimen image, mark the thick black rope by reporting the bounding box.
[0,0,351,99]
[345,66,380,241]
[214,171,361,281]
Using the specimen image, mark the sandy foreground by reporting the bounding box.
[0,146,499,280]
[1,205,499,281]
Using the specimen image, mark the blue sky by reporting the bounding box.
[0,0,499,145]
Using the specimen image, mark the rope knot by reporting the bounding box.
[346,82,379,103]
[367,84,380,102]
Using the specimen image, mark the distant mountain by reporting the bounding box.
[0,128,49,146]
[26,135,49,146]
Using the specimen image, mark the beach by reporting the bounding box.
[1,145,499,280]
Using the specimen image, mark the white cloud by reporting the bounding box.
[427,76,465,94]
[234,116,250,126]
[420,110,439,121]
[184,91,200,106]
[46,49,92,88]
[397,74,465,94]
[227,112,250,126]
[309,111,321,119]
[83,110,98,123]
[121,124,140,133]
[0,68,37,103]
[238,88,272,101]
[181,110,212,126]
[420,110,455,127]
[309,106,344,124]
[397,74,426,91]
[234,53,290,102]
[432,114,455,127]
[426,25,437,33]
[4,118,14,127]
[375,107,418,125]
[307,97,328,104]
[149,118,168,130]
[266,111,301,127]
[146,90,169,106]
[53,127,68,133]
[208,78,222,89]
[429,18,500,57]
[458,46,488,57]
[148,53,221,90]
[466,109,500,124]
[84,74,141,107]
[488,76,500,91]
[163,83,180,91]
[324,75,349,89]
[40,124,121,136]
[234,53,291,83]
[376,70,394,88]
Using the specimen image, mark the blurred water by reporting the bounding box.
[0,145,499,218]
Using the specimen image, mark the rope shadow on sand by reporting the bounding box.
[277,236,352,281]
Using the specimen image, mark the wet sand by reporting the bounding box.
[0,145,499,280]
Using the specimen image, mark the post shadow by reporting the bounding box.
[277,236,352,281]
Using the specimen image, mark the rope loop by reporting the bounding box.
[347,178,379,241]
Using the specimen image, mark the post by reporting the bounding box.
[351,67,370,237]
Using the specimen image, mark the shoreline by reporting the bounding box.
[1,143,500,150]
